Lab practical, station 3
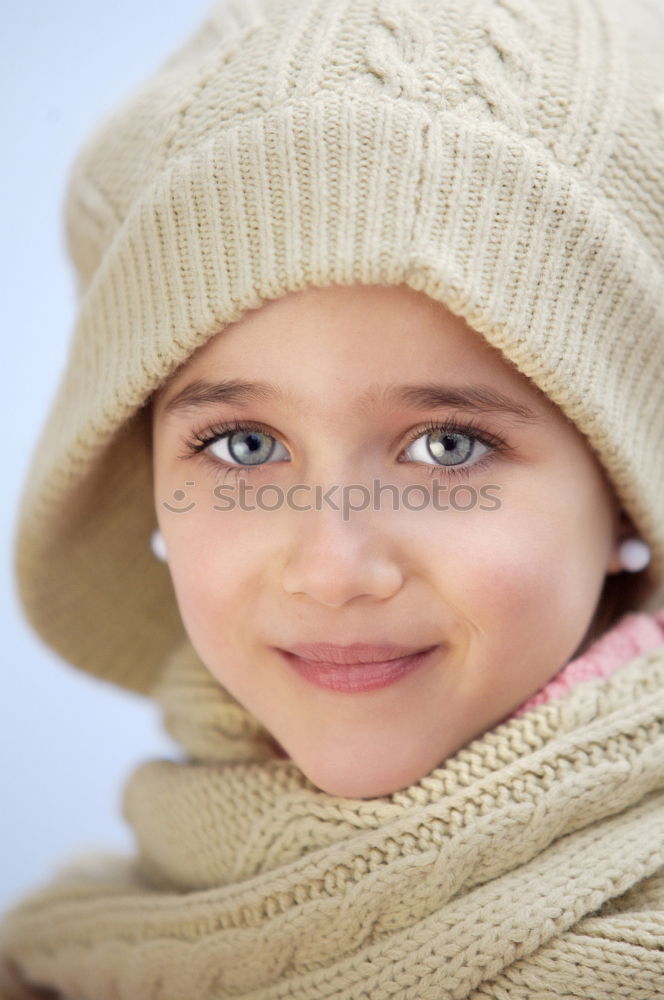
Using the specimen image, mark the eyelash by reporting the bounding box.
[178,415,511,483]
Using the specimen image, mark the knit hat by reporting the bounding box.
[14,0,664,694]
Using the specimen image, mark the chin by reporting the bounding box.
[296,751,433,800]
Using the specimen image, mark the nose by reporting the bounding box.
[281,502,404,607]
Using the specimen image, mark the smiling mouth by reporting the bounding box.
[281,642,439,665]
[276,645,439,693]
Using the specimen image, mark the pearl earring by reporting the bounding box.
[150,527,168,562]
[617,538,651,573]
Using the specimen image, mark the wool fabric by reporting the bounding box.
[1,619,663,999]
[11,0,664,695]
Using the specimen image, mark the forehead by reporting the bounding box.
[153,283,556,420]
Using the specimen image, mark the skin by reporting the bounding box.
[151,282,629,799]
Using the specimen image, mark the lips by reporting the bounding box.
[284,642,437,665]
[276,643,439,693]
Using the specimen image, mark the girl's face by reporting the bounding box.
[152,283,624,798]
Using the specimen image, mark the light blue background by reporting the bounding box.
[2,0,212,911]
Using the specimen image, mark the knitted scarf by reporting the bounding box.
[2,617,664,1000]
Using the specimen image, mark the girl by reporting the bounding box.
[2,0,663,996]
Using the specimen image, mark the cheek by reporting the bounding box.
[165,509,296,718]
[441,475,613,647]
[164,508,274,666]
[447,512,560,615]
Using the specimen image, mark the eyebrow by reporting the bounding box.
[159,378,543,423]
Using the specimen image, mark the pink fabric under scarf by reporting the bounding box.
[511,605,664,719]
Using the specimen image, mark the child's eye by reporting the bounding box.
[184,421,289,468]
[401,424,492,471]
[399,418,509,480]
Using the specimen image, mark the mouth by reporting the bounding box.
[275,643,439,693]
[283,642,438,664]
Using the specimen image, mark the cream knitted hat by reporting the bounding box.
[14,0,664,694]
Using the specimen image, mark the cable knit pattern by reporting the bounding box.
[1,626,663,998]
